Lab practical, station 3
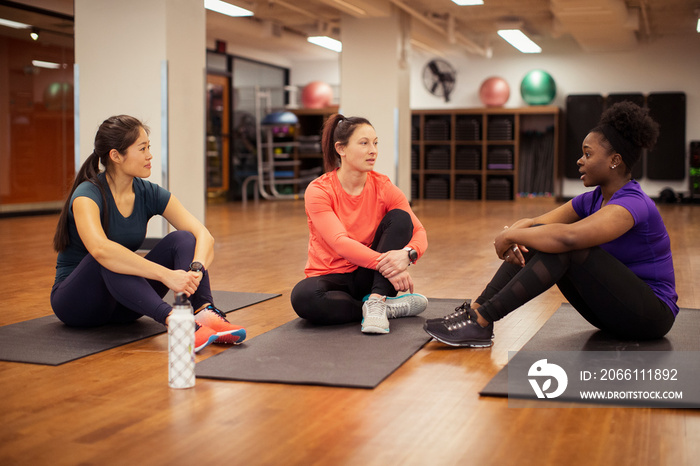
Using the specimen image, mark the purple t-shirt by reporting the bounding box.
[572,180,678,316]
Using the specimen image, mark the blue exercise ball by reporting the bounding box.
[520,70,556,106]
[261,111,299,126]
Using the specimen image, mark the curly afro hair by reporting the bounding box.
[599,101,659,149]
[593,102,659,169]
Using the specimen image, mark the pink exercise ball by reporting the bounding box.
[301,81,333,109]
[479,77,510,107]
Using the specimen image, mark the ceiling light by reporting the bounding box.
[451,0,484,5]
[32,60,61,69]
[0,18,32,29]
[697,17,700,33]
[30,28,39,40]
[204,0,253,17]
[497,29,541,53]
[307,36,342,52]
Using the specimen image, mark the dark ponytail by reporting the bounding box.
[53,115,148,252]
[320,113,372,173]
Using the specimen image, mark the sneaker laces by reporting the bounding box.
[203,304,228,321]
[364,299,386,318]
[446,307,476,331]
[443,300,471,322]
[386,300,409,319]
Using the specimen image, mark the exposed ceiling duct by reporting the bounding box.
[550,0,640,52]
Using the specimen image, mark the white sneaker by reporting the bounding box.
[385,293,428,319]
[361,298,390,334]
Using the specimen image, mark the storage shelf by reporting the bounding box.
[411,107,561,201]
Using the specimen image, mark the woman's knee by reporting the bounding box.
[291,280,327,323]
[375,209,413,247]
[164,230,196,248]
[290,282,303,308]
[146,230,196,265]
[290,281,311,316]
[384,209,412,229]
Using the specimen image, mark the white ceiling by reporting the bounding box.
[1,0,698,60]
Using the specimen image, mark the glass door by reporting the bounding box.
[0,6,74,213]
[206,74,230,197]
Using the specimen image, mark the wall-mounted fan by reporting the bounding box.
[423,59,456,103]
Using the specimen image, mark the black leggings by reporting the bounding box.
[290,209,413,325]
[475,246,675,340]
[51,230,214,326]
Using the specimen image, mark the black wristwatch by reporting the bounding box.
[405,248,418,264]
[189,261,204,274]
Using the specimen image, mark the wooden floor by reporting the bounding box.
[1,198,699,465]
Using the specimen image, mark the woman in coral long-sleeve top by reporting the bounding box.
[291,114,428,334]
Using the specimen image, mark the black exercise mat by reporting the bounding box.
[0,291,280,366]
[480,303,700,407]
[196,298,464,389]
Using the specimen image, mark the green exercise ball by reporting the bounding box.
[520,70,556,106]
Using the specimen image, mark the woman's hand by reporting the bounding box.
[376,249,410,279]
[164,269,201,297]
[388,270,414,293]
[192,270,203,286]
[494,225,527,267]
[501,243,527,266]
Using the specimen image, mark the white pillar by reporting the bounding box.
[74,0,206,236]
[339,9,412,198]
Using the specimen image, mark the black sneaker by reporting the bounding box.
[424,306,494,347]
[425,299,472,324]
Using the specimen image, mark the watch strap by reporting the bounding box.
[403,247,418,264]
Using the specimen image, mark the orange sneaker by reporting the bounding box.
[194,322,218,353]
[195,304,247,345]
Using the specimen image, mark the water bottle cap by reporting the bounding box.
[175,292,189,306]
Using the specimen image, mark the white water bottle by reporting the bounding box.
[168,293,195,389]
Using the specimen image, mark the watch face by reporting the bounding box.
[190,261,204,272]
[409,249,418,262]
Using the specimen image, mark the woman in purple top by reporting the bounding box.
[425,101,677,346]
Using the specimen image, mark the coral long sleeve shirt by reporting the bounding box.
[303,169,428,277]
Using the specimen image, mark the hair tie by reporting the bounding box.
[600,124,636,169]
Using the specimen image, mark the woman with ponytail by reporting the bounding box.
[290,114,428,334]
[51,115,245,352]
